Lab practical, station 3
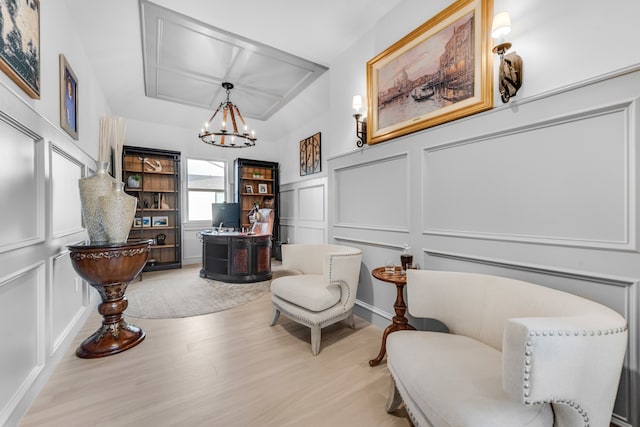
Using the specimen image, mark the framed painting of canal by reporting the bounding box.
[366,0,493,145]
[0,0,40,99]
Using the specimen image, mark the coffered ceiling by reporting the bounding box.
[140,0,328,120]
[63,0,404,129]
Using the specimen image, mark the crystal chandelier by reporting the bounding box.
[198,82,257,147]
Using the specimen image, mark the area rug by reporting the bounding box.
[124,265,272,319]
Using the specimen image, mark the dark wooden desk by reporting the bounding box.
[199,231,272,283]
[67,240,150,358]
[369,266,416,367]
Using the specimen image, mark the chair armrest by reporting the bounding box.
[503,315,627,426]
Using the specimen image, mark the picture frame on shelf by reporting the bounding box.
[142,216,151,227]
[152,216,168,227]
[0,0,40,99]
[366,0,493,144]
[258,183,268,194]
[299,132,321,176]
[133,217,142,227]
[59,54,79,139]
[246,184,254,193]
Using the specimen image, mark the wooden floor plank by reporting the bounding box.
[20,266,410,427]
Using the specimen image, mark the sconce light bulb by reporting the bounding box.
[491,12,512,39]
[352,95,363,113]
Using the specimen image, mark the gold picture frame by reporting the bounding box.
[59,54,79,140]
[0,0,40,99]
[366,0,493,145]
[299,132,321,176]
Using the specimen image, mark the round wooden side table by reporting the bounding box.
[369,266,416,367]
[68,240,150,358]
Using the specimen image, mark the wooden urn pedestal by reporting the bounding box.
[68,240,150,359]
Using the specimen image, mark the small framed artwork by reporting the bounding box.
[246,184,254,193]
[258,183,268,194]
[152,216,168,227]
[142,216,151,227]
[133,217,142,227]
[366,0,493,144]
[0,0,40,99]
[300,132,321,176]
[59,54,79,139]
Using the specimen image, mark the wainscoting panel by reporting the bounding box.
[279,188,295,220]
[50,251,86,354]
[0,264,44,427]
[182,225,206,265]
[334,154,409,231]
[279,177,327,244]
[423,250,637,425]
[0,113,44,254]
[424,103,634,250]
[50,145,84,239]
[299,185,324,221]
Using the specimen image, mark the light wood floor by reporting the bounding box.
[20,266,411,427]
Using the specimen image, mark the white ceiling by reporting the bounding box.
[63,0,404,130]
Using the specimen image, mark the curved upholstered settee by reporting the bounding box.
[270,244,362,355]
[386,270,628,427]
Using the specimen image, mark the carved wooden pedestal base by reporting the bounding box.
[68,240,150,359]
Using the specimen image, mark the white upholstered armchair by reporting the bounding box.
[269,244,362,355]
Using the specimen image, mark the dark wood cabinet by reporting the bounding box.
[122,146,182,271]
[234,158,279,242]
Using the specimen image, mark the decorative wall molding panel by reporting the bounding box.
[0,263,45,427]
[50,145,84,239]
[423,101,636,251]
[333,154,409,232]
[0,112,44,254]
[280,177,327,244]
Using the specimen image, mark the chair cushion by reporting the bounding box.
[270,274,340,312]
[387,331,553,427]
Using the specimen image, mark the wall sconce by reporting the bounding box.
[352,95,367,147]
[491,12,523,103]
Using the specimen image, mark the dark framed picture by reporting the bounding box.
[0,0,40,98]
[299,132,321,176]
[59,54,78,139]
[366,0,493,144]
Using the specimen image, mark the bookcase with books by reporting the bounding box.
[122,146,182,271]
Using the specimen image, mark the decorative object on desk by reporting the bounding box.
[491,12,522,103]
[99,182,137,244]
[127,173,141,188]
[0,0,40,99]
[59,54,78,139]
[258,183,268,194]
[352,95,367,147]
[152,216,168,227]
[366,0,493,145]
[400,243,413,272]
[299,132,321,176]
[125,265,271,319]
[156,233,166,245]
[198,82,257,147]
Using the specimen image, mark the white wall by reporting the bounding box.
[324,0,640,425]
[0,2,111,426]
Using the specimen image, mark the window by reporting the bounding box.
[186,159,226,221]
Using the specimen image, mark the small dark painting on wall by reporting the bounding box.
[59,54,78,140]
[299,132,321,176]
